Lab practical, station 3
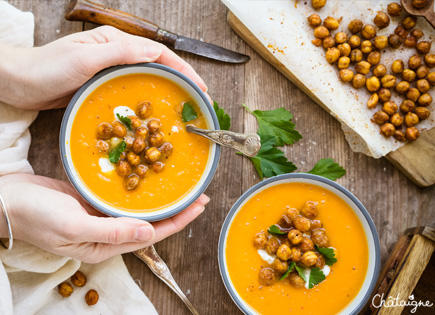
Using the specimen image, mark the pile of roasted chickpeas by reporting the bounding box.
[58,271,99,306]
[96,101,173,191]
[308,2,433,141]
[253,201,333,288]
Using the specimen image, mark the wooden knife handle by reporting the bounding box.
[65,0,177,45]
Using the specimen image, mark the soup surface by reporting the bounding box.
[70,73,210,212]
[225,182,369,315]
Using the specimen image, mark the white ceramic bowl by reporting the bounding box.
[218,173,381,315]
[60,63,220,221]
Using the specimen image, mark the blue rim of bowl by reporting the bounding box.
[218,173,381,315]
[60,63,221,221]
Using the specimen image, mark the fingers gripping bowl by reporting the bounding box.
[60,63,220,221]
[218,173,380,315]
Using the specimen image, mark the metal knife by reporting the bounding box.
[65,0,250,63]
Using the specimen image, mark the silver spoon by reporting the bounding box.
[134,246,200,315]
[186,125,261,157]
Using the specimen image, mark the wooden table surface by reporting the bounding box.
[8,0,435,314]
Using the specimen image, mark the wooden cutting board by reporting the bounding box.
[227,11,435,187]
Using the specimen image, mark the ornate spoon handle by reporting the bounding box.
[186,125,260,157]
[133,246,200,315]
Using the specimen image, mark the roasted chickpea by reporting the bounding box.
[362,24,376,40]
[349,35,361,48]
[415,107,431,120]
[338,56,350,69]
[288,272,306,288]
[417,41,431,54]
[127,151,141,166]
[136,101,152,119]
[120,151,127,160]
[259,268,276,286]
[339,69,354,82]
[311,0,326,10]
[124,173,140,190]
[416,79,430,93]
[353,74,367,89]
[311,38,322,46]
[314,26,329,39]
[402,69,417,82]
[145,147,161,163]
[301,251,318,267]
[406,88,421,102]
[356,61,370,75]
[285,208,300,220]
[374,35,389,50]
[293,216,311,232]
[428,72,435,85]
[58,282,73,298]
[307,14,322,27]
[335,32,348,44]
[299,237,315,252]
[135,164,148,179]
[310,220,323,230]
[132,137,146,154]
[116,159,131,177]
[391,60,405,74]
[395,25,409,38]
[388,34,403,48]
[95,140,109,153]
[323,16,339,30]
[409,54,422,69]
[135,126,148,139]
[272,258,288,274]
[405,112,420,127]
[253,232,268,249]
[311,229,329,247]
[373,110,390,124]
[381,123,396,137]
[373,64,387,77]
[288,229,303,245]
[396,81,410,94]
[149,132,164,147]
[374,11,390,28]
[147,119,161,133]
[366,76,381,92]
[85,290,99,306]
[125,136,134,149]
[322,36,335,49]
[300,201,318,219]
[411,29,424,39]
[326,47,341,64]
[406,127,421,140]
[159,142,173,157]
[416,65,429,79]
[394,130,406,141]
[390,113,404,127]
[350,49,363,63]
[265,238,280,255]
[291,247,302,262]
[97,122,113,140]
[338,43,351,56]
[424,54,435,68]
[402,16,417,30]
[71,271,87,287]
[413,0,427,9]
[112,121,127,138]
[387,2,402,16]
[360,40,373,53]
[128,116,142,129]
[418,93,433,106]
[400,100,416,113]
[277,244,292,261]
[315,253,326,269]
[152,161,165,173]
[404,36,418,48]
[383,101,398,115]
[348,19,363,34]
[367,93,379,109]
[379,88,391,102]
[381,75,397,88]
[367,51,381,66]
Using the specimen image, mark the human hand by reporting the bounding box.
[0,26,208,110]
[0,173,209,263]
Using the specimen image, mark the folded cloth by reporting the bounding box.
[0,2,158,314]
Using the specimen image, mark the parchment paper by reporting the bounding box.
[222,0,435,158]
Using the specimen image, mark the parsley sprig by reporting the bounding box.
[182,102,197,122]
[108,140,126,163]
[295,265,326,289]
[316,245,338,266]
[116,113,132,130]
[213,102,231,130]
[267,224,287,235]
[279,262,296,280]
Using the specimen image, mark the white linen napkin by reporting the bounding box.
[0,2,158,314]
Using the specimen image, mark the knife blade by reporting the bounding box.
[65,0,250,64]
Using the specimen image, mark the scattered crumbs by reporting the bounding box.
[186,289,191,295]
[246,222,249,226]
[353,267,356,270]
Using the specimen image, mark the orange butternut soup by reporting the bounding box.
[70,73,210,212]
[226,182,369,315]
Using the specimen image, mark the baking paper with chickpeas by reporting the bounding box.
[223,0,435,158]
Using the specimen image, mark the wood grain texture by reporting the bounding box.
[6,0,435,314]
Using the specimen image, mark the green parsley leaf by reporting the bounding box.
[308,267,326,289]
[213,102,231,130]
[182,102,198,122]
[316,245,338,266]
[116,113,132,130]
[308,158,346,181]
[267,224,287,235]
[279,262,296,280]
[108,140,126,164]
[295,265,307,282]
[243,104,302,146]
[249,135,297,180]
